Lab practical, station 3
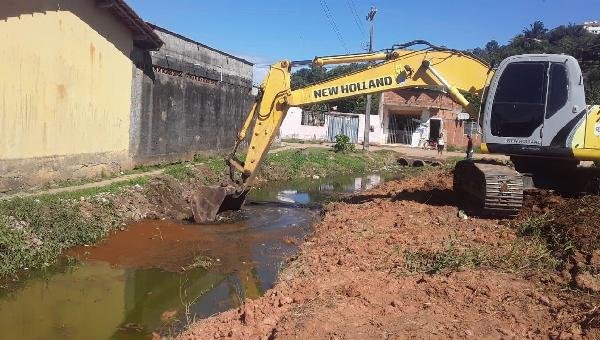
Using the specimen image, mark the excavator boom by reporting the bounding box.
[192,43,493,223]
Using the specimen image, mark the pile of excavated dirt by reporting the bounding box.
[179,170,600,339]
[545,195,600,255]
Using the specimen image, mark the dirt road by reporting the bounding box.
[180,169,600,339]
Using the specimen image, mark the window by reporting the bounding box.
[546,63,568,118]
[301,111,325,126]
[463,121,480,135]
[490,62,547,137]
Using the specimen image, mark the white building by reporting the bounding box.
[584,21,600,35]
[279,107,384,145]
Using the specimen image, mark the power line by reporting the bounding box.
[346,0,367,40]
[319,0,349,53]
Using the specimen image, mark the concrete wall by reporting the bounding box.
[357,112,384,145]
[279,108,329,141]
[0,0,136,193]
[130,25,254,165]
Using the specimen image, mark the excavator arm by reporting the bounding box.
[192,44,493,223]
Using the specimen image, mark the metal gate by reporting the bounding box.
[326,114,359,143]
[387,114,420,144]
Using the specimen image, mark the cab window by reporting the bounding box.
[490,62,547,137]
[546,63,568,119]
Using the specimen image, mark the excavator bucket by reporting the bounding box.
[191,185,249,223]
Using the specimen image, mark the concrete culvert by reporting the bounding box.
[412,160,425,167]
[397,158,409,166]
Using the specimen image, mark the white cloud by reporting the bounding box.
[226,53,277,86]
[252,66,270,86]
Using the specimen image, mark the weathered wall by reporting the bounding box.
[130,25,254,165]
[0,0,135,192]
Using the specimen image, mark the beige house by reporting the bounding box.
[0,0,161,193]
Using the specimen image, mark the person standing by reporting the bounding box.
[437,131,445,155]
[466,135,474,160]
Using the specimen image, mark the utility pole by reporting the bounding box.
[364,6,377,151]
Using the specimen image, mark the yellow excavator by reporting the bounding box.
[191,41,600,222]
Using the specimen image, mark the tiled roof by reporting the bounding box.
[96,0,163,50]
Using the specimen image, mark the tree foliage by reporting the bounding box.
[471,21,600,104]
[291,63,380,114]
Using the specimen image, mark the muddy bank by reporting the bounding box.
[110,148,406,223]
[180,170,600,339]
[0,148,402,280]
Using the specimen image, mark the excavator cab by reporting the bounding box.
[455,54,600,216]
[481,54,590,159]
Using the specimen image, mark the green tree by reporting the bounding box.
[471,21,600,104]
[523,21,548,40]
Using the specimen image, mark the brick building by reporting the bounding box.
[379,89,480,148]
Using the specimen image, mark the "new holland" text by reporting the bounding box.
[313,76,393,99]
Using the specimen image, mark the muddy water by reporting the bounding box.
[0,173,398,339]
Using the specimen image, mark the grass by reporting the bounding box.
[403,241,488,274]
[260,148,400,180]
[164,164,196,181]
[40,176,150,201]
[192,154,228,174]
[400,237,558,276]
[0,197,121,279]
[36,153,225,192]
[496,238,559,272]
[0,176,155,279]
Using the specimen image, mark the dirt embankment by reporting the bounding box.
[180,170,600,339]
[113,148,402,222]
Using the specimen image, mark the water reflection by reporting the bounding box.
[252,173,386,204]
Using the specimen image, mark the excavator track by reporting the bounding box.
[453,160,523,216]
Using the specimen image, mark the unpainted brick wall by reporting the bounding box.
[383,90,481,148]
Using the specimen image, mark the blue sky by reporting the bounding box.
[127,0,598,82]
